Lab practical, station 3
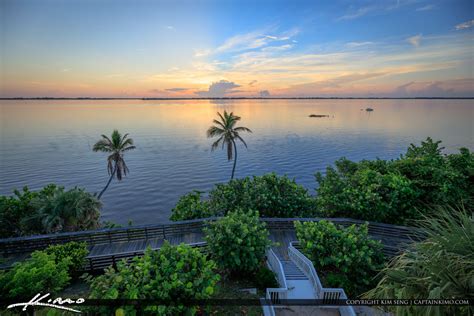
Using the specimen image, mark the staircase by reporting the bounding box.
[263,243,356,316]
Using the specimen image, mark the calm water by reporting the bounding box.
[1,99,473,225]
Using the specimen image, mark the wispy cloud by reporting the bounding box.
[416,4,435,12]
[407,34,422,47]
[455,20,474,30]
[337,6,375,21]
[165,88,189,92]
[346,41,374,48]
[165,25,175,30]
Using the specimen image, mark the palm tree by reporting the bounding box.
[93,130,135,199]
[207,111,252,180]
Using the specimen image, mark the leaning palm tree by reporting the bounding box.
[93,130,135,199]
[207,111,252,180]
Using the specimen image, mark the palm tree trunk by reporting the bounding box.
[98,165,116,199]
[231,139,237,180]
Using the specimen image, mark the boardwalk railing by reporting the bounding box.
[289,241,356,316]
[265,248,288,305]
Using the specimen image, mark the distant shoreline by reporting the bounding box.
[1,97,473,100]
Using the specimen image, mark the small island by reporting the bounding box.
[309,114,330,118]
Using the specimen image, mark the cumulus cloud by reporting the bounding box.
[195,80,241,97]
[259,90,270,97]
[407,34,422,47]
[455,20,474,30]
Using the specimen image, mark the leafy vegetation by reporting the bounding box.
[207,111,252,180]
[316,138,473,225]
[93,129,136,199]
[204,210,272,274]
[170,173,316,220]
[364,205,474,316]
[0,251,71,299]
[86,242,220,315]
[44,241,89,276]
[295,220,384,296]
[0,185,101,237]
[170,190,213,221]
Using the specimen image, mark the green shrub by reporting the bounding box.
[316,160,419,224]
[316,138,473,225]
[364,205,474,316]
[0,184,58,238]
[44,241,89,275]
[171,173,317,221]
[295,220,384,296]
[86,242,220,315]
[0,251,70,299]
[204,210,272,274]
[0,184,101,237]
[23,186,101,234]
[170,190,213,221]
[253,265,278,290]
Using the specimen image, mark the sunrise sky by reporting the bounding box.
[1,0,473,98]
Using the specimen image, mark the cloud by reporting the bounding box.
[165,88,189,92]
[346,41,374,48]
[337,6,375,21]
[194,49,211,57]
[390,79,474,97]
[407,34,422,47]
[416,4,435,11]
[248,80,258,86]
[259,90,270,97]
[165,26,175,30]
[455,20,474,30]
[195,80,241,97]
[261,44,293,52]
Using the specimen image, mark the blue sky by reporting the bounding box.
[1,0,473,97]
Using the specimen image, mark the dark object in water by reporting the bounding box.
[366,107,374,112]
[309,114,329,118]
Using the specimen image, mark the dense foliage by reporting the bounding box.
[0,251,71,299]
[86,242,220,315]
[170,190,213,221]
[295,220,384,296]
[170,173,316,220]
[44,241,89,275]
[204,210,272,274]
[364,205,474,316]
[316,138,473,225]
[0,184,101,237]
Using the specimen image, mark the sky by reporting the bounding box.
[0,0,473,98]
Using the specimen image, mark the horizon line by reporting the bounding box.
[2,97,474,100]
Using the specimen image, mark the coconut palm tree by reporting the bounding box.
[207,111,252,180]
[93,130,135,199]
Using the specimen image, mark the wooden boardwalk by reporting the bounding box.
[0,217,421,272]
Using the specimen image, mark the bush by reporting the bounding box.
[253,265,278,290]
[364,205,474,316]
[204,210,272,274]
[316,159,419,224]
[23,186,101,234]
[0,184,101,237]
[44,241,89,275]
[316,138,473,225]
[0,184,58,238]
[0,251,70,299]
[86,242,220,315]
[170,190,213,221]
[295,220,384,296]
[171,173,317,221]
